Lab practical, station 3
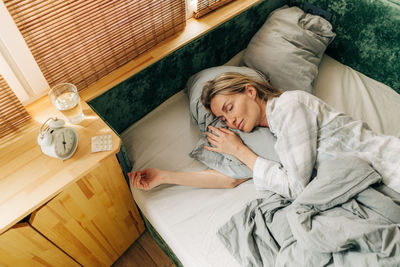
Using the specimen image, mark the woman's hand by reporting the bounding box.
[128,168,166,190]
[204,126,245,157]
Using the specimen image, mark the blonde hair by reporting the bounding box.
[201,72,281,111]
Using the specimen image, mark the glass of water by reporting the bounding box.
[48,83,84,124]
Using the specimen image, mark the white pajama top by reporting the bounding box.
[253,90,400,199]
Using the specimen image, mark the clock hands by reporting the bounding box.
[62,132,66,151]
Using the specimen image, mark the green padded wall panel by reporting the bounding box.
[88,0,287,134]
[290,0,400,94]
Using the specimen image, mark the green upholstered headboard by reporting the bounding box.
[88,0,287,134]
[290,0,400,95]
[89,0,400,135]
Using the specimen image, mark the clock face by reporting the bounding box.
[54,128,78,158]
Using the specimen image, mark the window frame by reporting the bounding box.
[186,0,197,19]
[2,1,189,105]
[0,2,55,105]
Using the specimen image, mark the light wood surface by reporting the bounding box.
[80,0,262,102]
[0,2,260,264]
[0,98,121,235]
[0,0,259,237]
[0,223,79,266]
[112,231,175,267]
[29,155,145,266]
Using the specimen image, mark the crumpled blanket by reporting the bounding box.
[217,156,400,267]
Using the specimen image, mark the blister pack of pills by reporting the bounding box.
[91,134,112,152]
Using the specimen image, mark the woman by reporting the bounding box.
[130,73,400,199]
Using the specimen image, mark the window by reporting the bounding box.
[186,0,198,19]
[0,74,31,139]
[1,0,186,104]
[195,0,234,18]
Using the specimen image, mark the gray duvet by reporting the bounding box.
[217,156,400,267]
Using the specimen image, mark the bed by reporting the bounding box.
[87,1,400,266]
[120,52,400,267]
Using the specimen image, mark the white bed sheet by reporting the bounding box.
[121,54,400,267]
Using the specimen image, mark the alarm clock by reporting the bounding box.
[37,117,78,160]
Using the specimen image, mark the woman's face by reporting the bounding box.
[210,85,261,133]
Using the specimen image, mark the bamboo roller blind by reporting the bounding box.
[195,0,234,18]
[5,0,186,91]
[0,74,31,139]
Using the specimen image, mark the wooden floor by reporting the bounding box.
[112,230,176,267]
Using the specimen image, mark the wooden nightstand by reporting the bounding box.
[0,98,145,266]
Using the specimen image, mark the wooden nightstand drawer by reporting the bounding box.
[29,155,145,266]
[0,223,79,266]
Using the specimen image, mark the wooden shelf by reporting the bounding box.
[0,100,121,235]
[0,98,145,265]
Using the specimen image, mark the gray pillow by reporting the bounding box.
[185,66,280,178]
[243,5,336,93]
[189,122,280,178]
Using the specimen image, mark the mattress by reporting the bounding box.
[121,54,400,267]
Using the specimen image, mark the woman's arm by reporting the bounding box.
[205,126,259,170]
[129,168,250,190]
[204,126,298,198]
[205,95,318,199]
[253,95,318,198]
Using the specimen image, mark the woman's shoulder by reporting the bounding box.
[268,90,318,133]
[277,90,319,107]
[276,90,339,119]
[268,90,313,117]
[280,90,315,99]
